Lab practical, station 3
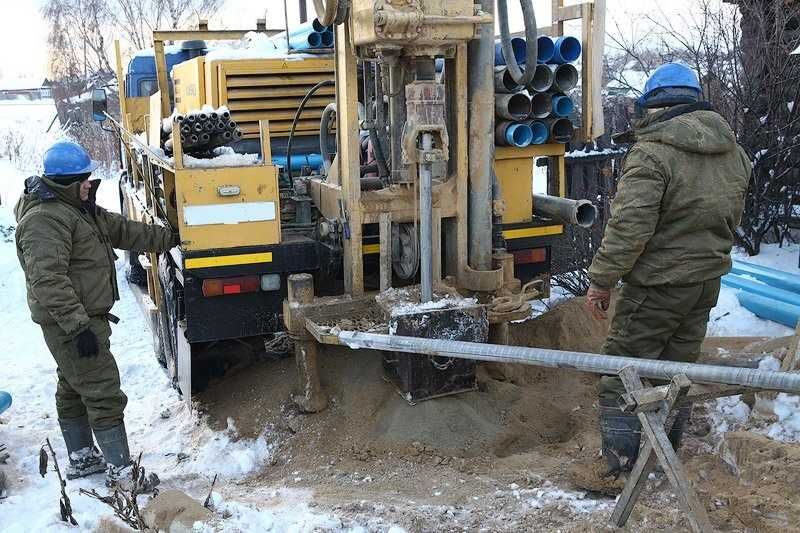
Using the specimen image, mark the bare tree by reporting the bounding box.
[605,0,800,256]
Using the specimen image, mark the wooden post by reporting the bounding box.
[335,23,364,296]
[287,274,327,413]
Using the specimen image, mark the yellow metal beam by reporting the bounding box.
[502,226,564,239]
[185,252,274,269]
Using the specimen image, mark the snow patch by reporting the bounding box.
[765,393,800,442]
[711,395,751,434]
[183,146,259,168]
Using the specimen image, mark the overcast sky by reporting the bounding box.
[0,0,700,84]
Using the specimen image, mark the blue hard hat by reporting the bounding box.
[639,63,702,109]
[43,141,100,177]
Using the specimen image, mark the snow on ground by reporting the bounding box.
[0,121,376,530]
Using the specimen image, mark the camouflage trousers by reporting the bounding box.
[41,316,128,430]
[599,278,722,402]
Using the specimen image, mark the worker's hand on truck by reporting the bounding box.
[586,284,611,321]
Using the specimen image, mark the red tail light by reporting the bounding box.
[202,275,260,297]
[512,248,548,265]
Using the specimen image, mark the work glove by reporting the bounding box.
[585,283,611,321]
[75,329,99,358]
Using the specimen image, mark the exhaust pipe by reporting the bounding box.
[495,93,531,121]
[547,117,574,143]
[549,64,578,92]
[494,67,523,93]
[530,92,552,119]
[495,121,533,147]
[533,194,597,228]
[529,64,554,93]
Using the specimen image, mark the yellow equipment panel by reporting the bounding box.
[172,57,207,113]
[203,57,335,138]
[174,164,281,251]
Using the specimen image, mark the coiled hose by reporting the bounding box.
[497,0,538,86]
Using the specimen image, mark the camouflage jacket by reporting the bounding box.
[15,176,176,336]
[588,103,751,288]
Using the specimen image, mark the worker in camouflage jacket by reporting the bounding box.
[585,64,750,479]
[14,141,177,492]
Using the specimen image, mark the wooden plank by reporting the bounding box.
[591,0,607,140]
[335,23,364,296]
[153,40,170,117]
[615,368,712,533]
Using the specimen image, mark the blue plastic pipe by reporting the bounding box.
[495,37,527,66]
[272,153,323,171]
[277,18,327,39]
[550,36,582,64]
[289,31,323,50]
[736,291,800,328]
[505,123,533,147]
[528,120,549,144]
[551,94,575,117]
[0,391,10,416]
[320,30,334,48]
[731,260,800,294]
[722,274,800,307]
[537,36,555,63]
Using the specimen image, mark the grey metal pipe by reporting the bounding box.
[467,0,495,271]
[533,193,597,228]
[531,92,552,119]
[419,132,434,302]
[494,67,522,93]
[550,63,579,92]
[338,331,800,394]
[529,64,554,93]
[495,93,531,122]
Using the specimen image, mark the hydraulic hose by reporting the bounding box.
[497,0,537,86]
[287,80,335,178]
[319,103,337,173]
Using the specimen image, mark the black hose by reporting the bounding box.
[319,103,337,170]
[368,127,390,179]
[497,0,537,86]
[287,79,335,178]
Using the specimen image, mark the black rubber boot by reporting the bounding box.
[58,415,106,479]
[599,398,642,477]
[668,404,692,451]
[94,423,159,493]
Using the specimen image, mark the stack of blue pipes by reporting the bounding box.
[272,18,334,51]
[722,260,800,328]
[494,35,581,148]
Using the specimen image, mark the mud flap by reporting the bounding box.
[176,321,192,412]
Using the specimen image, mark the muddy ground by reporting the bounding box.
[197,298,800,532]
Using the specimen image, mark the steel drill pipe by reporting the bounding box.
[337,332,800,394]
[204,121,215,132]
[550,63,579,92]
[193,123,204,133]
[467,0,496,272]
[531,92,552,119]
[200,132,211,143]
[547,117,574,143]
[494,67,523,93]
[180,125,191,135]
[495,93,531,121]
[533,193,597,227]
[529,64,555,93]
